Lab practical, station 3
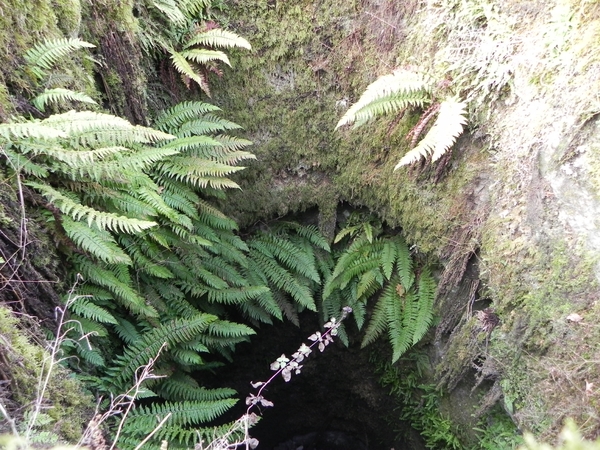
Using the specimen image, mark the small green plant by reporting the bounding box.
[472,405,523,450]
[376,356,463,449]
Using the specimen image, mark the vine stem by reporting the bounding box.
[246,306,353,414]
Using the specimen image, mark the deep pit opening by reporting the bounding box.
[203,310,418,450]
[197,205,436,449]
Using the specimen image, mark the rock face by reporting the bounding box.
[214,0,600,440]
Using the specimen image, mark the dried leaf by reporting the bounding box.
[566,313,583,323]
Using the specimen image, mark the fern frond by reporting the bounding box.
[154,101,221,132]
[394,236,415,290]
[413,268,436,345]
[169,49,210,93]
[42,110,174,143]
[389,290,414,363]
[66,314,109,338]
[361,283,394,348]
[151,0,186,24]
[109,314,217,386]
[119,236,174,279]
[26,182,157,234]
[336,69,432,129]
[275,222,331,251]
[32,88,97,112]
[356,268,384,299]
[250,235,320,283]
[171,348,204,366]
[204,320,255,340]
[179,0,212,17]
[24,38,95,79]
[62,217,132,265]
[395,96,467,168]
[250,252,316,311]
[74,343,106,367]
[26,144,127,167]
[159,135,223,152]
[180,49,231,67]
[211,135,253,151]
[156,157,244,181]
[380,239,397,280]
[207,286,270,304]
[183,28,251,50]
[0,122,67,140]
[124,399,237,435]
[158,374,236,402]
[112,317,141,345]
[75,257,158,318]
[1,148,49,177]
[177,117,242,138]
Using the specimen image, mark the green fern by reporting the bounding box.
[153,101,221,132]
[325,217,437,362]
[68,296,118,325]
[121,399,237,448]
[169,49,210,92]
[62,217,133,265]
[26,182,157,234]
[32,88,97,112]
[183,28,252,50]
[150,0,187,24]
[335,69,432,129]
[24,37,95,79]
[107,314,217,387]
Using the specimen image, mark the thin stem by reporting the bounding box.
[25,278,81,441]
[0,402,19,436]
[133,412,172,450]
[248,306,352,413]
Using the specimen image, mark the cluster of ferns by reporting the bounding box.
[0,33,435,450]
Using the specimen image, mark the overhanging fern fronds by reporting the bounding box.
[169,49,211,93]
[336,67,469,169]
[32,88,97,112]
[395,97,468,168]
[122,399,237,442]
[26,182,157,234]
[183,28,252,50]
[41,110,174,143]
[108,314,218,387]
[62,217,132,265]
[0,121,67,140]
[412,268,436,345]
[68,296,118,325]
[336,69,432,129]
[150,0,187,24]
[154,101,222,132]
[179,49,231,67]
[325,216,437,362]
[158,373,236,402]
[24,37,95,79]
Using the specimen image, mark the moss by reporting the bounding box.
[0,307,92,441]
[53,0,82,36]
[481,222,600,436]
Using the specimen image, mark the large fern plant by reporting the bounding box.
[321,213,436,362]
[0,98,261,447]
[336,68,468,169]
